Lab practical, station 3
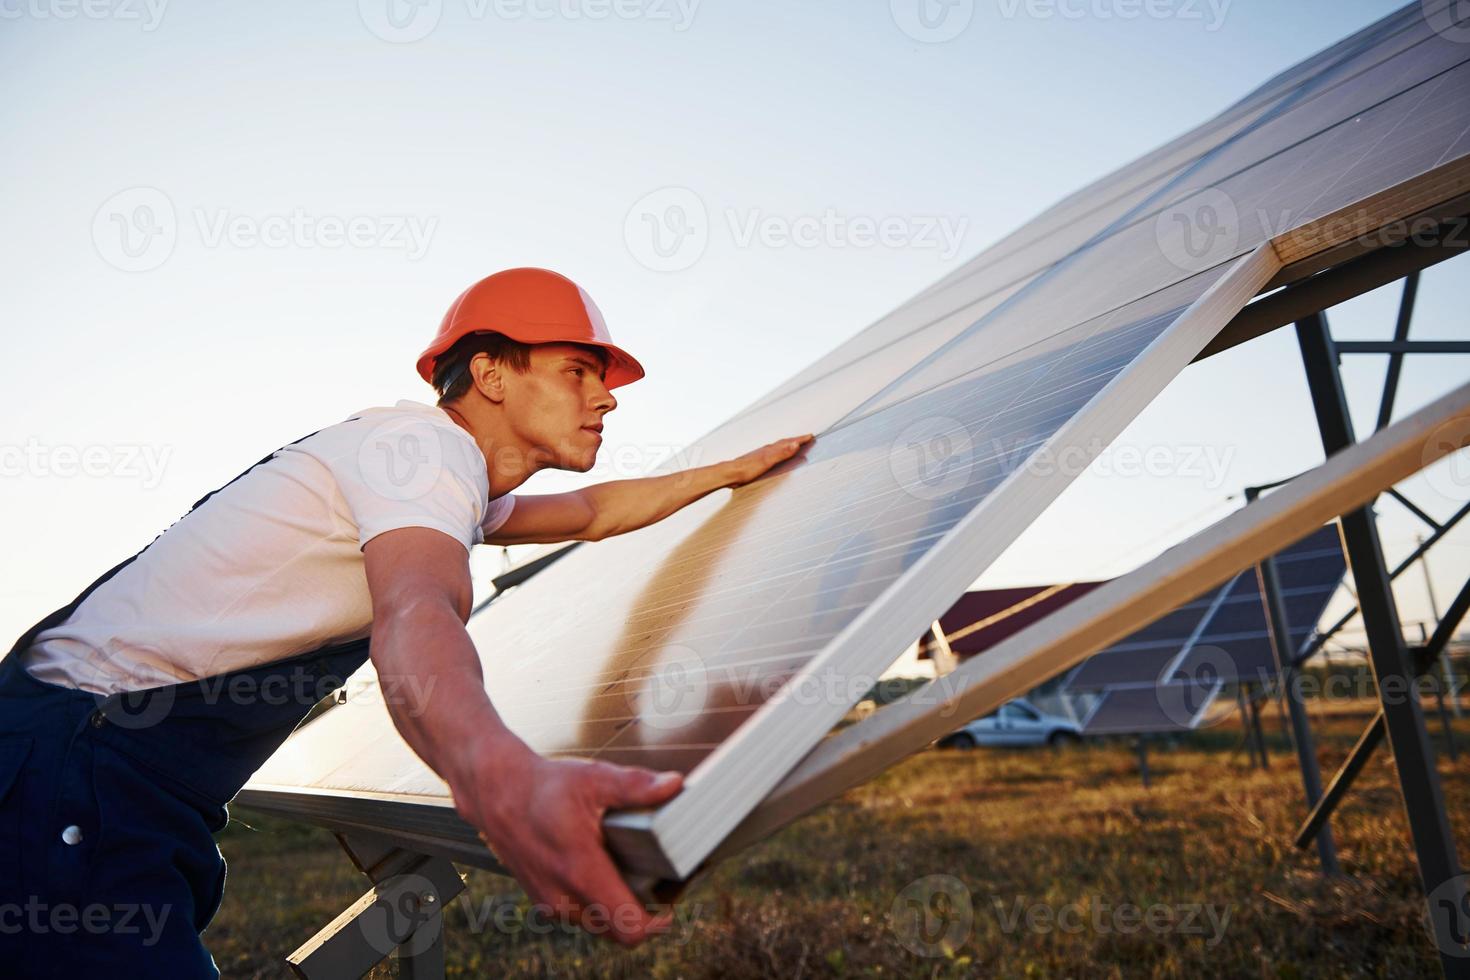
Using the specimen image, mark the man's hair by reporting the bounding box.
[432,331,610,405]
[432,332,535,404]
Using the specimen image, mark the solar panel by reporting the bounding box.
[244,5,1470,881]
[1079,682,1221,735]
[1067,524,1346,696]
[714,383,1470,860]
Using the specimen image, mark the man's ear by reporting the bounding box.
[468,352,506,404]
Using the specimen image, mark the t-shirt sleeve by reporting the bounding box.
[480,494,517,539]
[330,416,490,553]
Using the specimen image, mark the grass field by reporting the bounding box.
[212,702,1468,978]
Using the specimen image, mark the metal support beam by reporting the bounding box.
[1196,220,1467,363]
[1296,312,1469,974]
[1420,538,1464,720]
[1292,498,1470,669]
[1375,272,1419,432]
[287,833,466,980]
[1294,574,1470,847]
[1336,340,1470,356]
[1248,486,1339,876]
[1388,488,1441,531]
[1248,688,1270,768]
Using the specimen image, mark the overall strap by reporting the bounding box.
[4,421,356,664]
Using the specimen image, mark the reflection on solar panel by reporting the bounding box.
[244,2,1470,881]
[1071,524,1347,734]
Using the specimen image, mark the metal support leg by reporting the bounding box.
[1247,487,1339,876]
[1297,313,1469,974]
[1295,574,1470,847]
[1248,689,1270,768]
[286,832,466,980]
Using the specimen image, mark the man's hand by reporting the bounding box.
[450,740,684,945]
[365,527,683,946]
[721,433,814,487]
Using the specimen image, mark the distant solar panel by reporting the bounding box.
[1066,524,1346,734]
[1067,524,1346,697]
[1077,682,1223,735]
[244,2,1470,881]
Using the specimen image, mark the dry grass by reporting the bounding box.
[211,703,1468,978]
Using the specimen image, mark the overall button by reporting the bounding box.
[61,825,84,846]
[90,711,106,729]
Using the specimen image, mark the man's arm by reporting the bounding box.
[485,433,814,545]
[362,526,683,945]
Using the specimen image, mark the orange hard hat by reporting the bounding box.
[417,268,645,389]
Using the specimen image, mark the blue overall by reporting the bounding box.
[0,429,372,976]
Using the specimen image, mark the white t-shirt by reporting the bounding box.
[22,400,516,695]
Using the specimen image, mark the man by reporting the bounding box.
[0,267,813,975]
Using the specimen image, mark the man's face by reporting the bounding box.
[498,342,616,474]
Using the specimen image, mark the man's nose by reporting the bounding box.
[592,382,616,415]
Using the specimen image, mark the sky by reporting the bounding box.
[2,0,1466,654]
